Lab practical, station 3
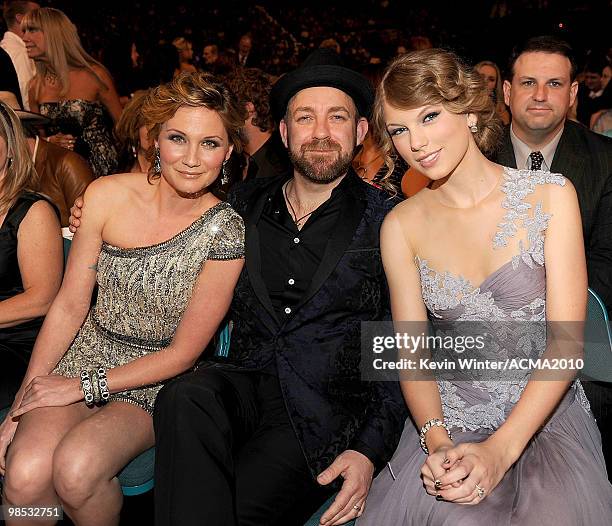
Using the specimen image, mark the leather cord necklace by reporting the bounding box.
[283,180,319,229]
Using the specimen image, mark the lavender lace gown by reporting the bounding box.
[357,168,612,525]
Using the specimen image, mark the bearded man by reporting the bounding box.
[152,48,407,526]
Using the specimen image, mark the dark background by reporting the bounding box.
[21,0,612,78]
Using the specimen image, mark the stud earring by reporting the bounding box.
[469,123,478,133]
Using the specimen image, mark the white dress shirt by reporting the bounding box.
[1,31,36,110]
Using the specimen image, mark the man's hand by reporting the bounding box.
[317,449,374,525]
[68,195,85,233]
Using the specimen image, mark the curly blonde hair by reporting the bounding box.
[373,49,502,188]
[141,72,246,185]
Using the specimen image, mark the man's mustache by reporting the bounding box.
[301,138,342,153]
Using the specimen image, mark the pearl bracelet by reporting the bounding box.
[419,418,452,454]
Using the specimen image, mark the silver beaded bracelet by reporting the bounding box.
[80,370,94,406]
[419,418,452,454]
[97,367,110,402]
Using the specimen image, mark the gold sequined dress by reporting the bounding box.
[53,201,244,414]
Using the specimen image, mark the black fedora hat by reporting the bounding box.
[270,48,374,121]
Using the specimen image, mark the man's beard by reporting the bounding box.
[288,137,355,185]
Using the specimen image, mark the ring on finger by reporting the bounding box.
[475,484,486,498]
[434,479,442,490]
[353,504,361,512]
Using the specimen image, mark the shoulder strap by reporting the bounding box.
[3,192,60,232]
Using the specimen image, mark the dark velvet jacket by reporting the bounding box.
[495,121,612,312]
[220,170,407,482]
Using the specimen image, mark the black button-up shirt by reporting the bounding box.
[259,175,350,319]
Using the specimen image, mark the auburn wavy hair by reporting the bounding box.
[141,72,246,191]
[373,48,502,188]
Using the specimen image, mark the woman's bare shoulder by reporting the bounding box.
[82,173,150,208]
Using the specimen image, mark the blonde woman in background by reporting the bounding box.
[22,7,121,176]
[475,60,510,125]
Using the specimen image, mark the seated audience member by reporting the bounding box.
[0,47,22,109]
[496,36,612,474]
[0,73,245,525]
[0,101,62,409]
[225,68,291,181]
[114,89,151,173]
[358,47,612,526]
[578,56,611,126]
[148,48,407,526]
[236,34,259,68]
[475,60,510,124]
[353,62,412,195]
[590,62,612,130]
[22,7,122,177]
[1,0,37,111]
[18,110,94,226]
[172,37,197,77]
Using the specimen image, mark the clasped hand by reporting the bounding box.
[421,441,511,505]
[10,375,82,419]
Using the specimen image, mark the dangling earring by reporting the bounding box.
[469,123,478,133]
[153,147,161,174]
[221,159,229,185]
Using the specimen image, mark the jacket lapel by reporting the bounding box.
[550,123,584,180]
[244,182,281,330]
[496,126,517,168]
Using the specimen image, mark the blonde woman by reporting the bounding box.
[22,7,122,176]
[0,101,63,409]
[357,49,612,525]
[475,60,510,125]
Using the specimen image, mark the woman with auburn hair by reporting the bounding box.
[357,49,612,524]
[114,89,152,173]
[0,101,63,410]
[0,72,246,526]
[474,60,510,125]
[22,7,121,177]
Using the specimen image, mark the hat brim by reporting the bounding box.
[15,110,50,125]
[271,64,374,122]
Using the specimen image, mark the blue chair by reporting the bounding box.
[113,321,233,496]
[583,288,612,382]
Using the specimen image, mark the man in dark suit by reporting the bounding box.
[153,50,407,526]
[496,35,612,475]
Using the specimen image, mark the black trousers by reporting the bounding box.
[153,364,333,526]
